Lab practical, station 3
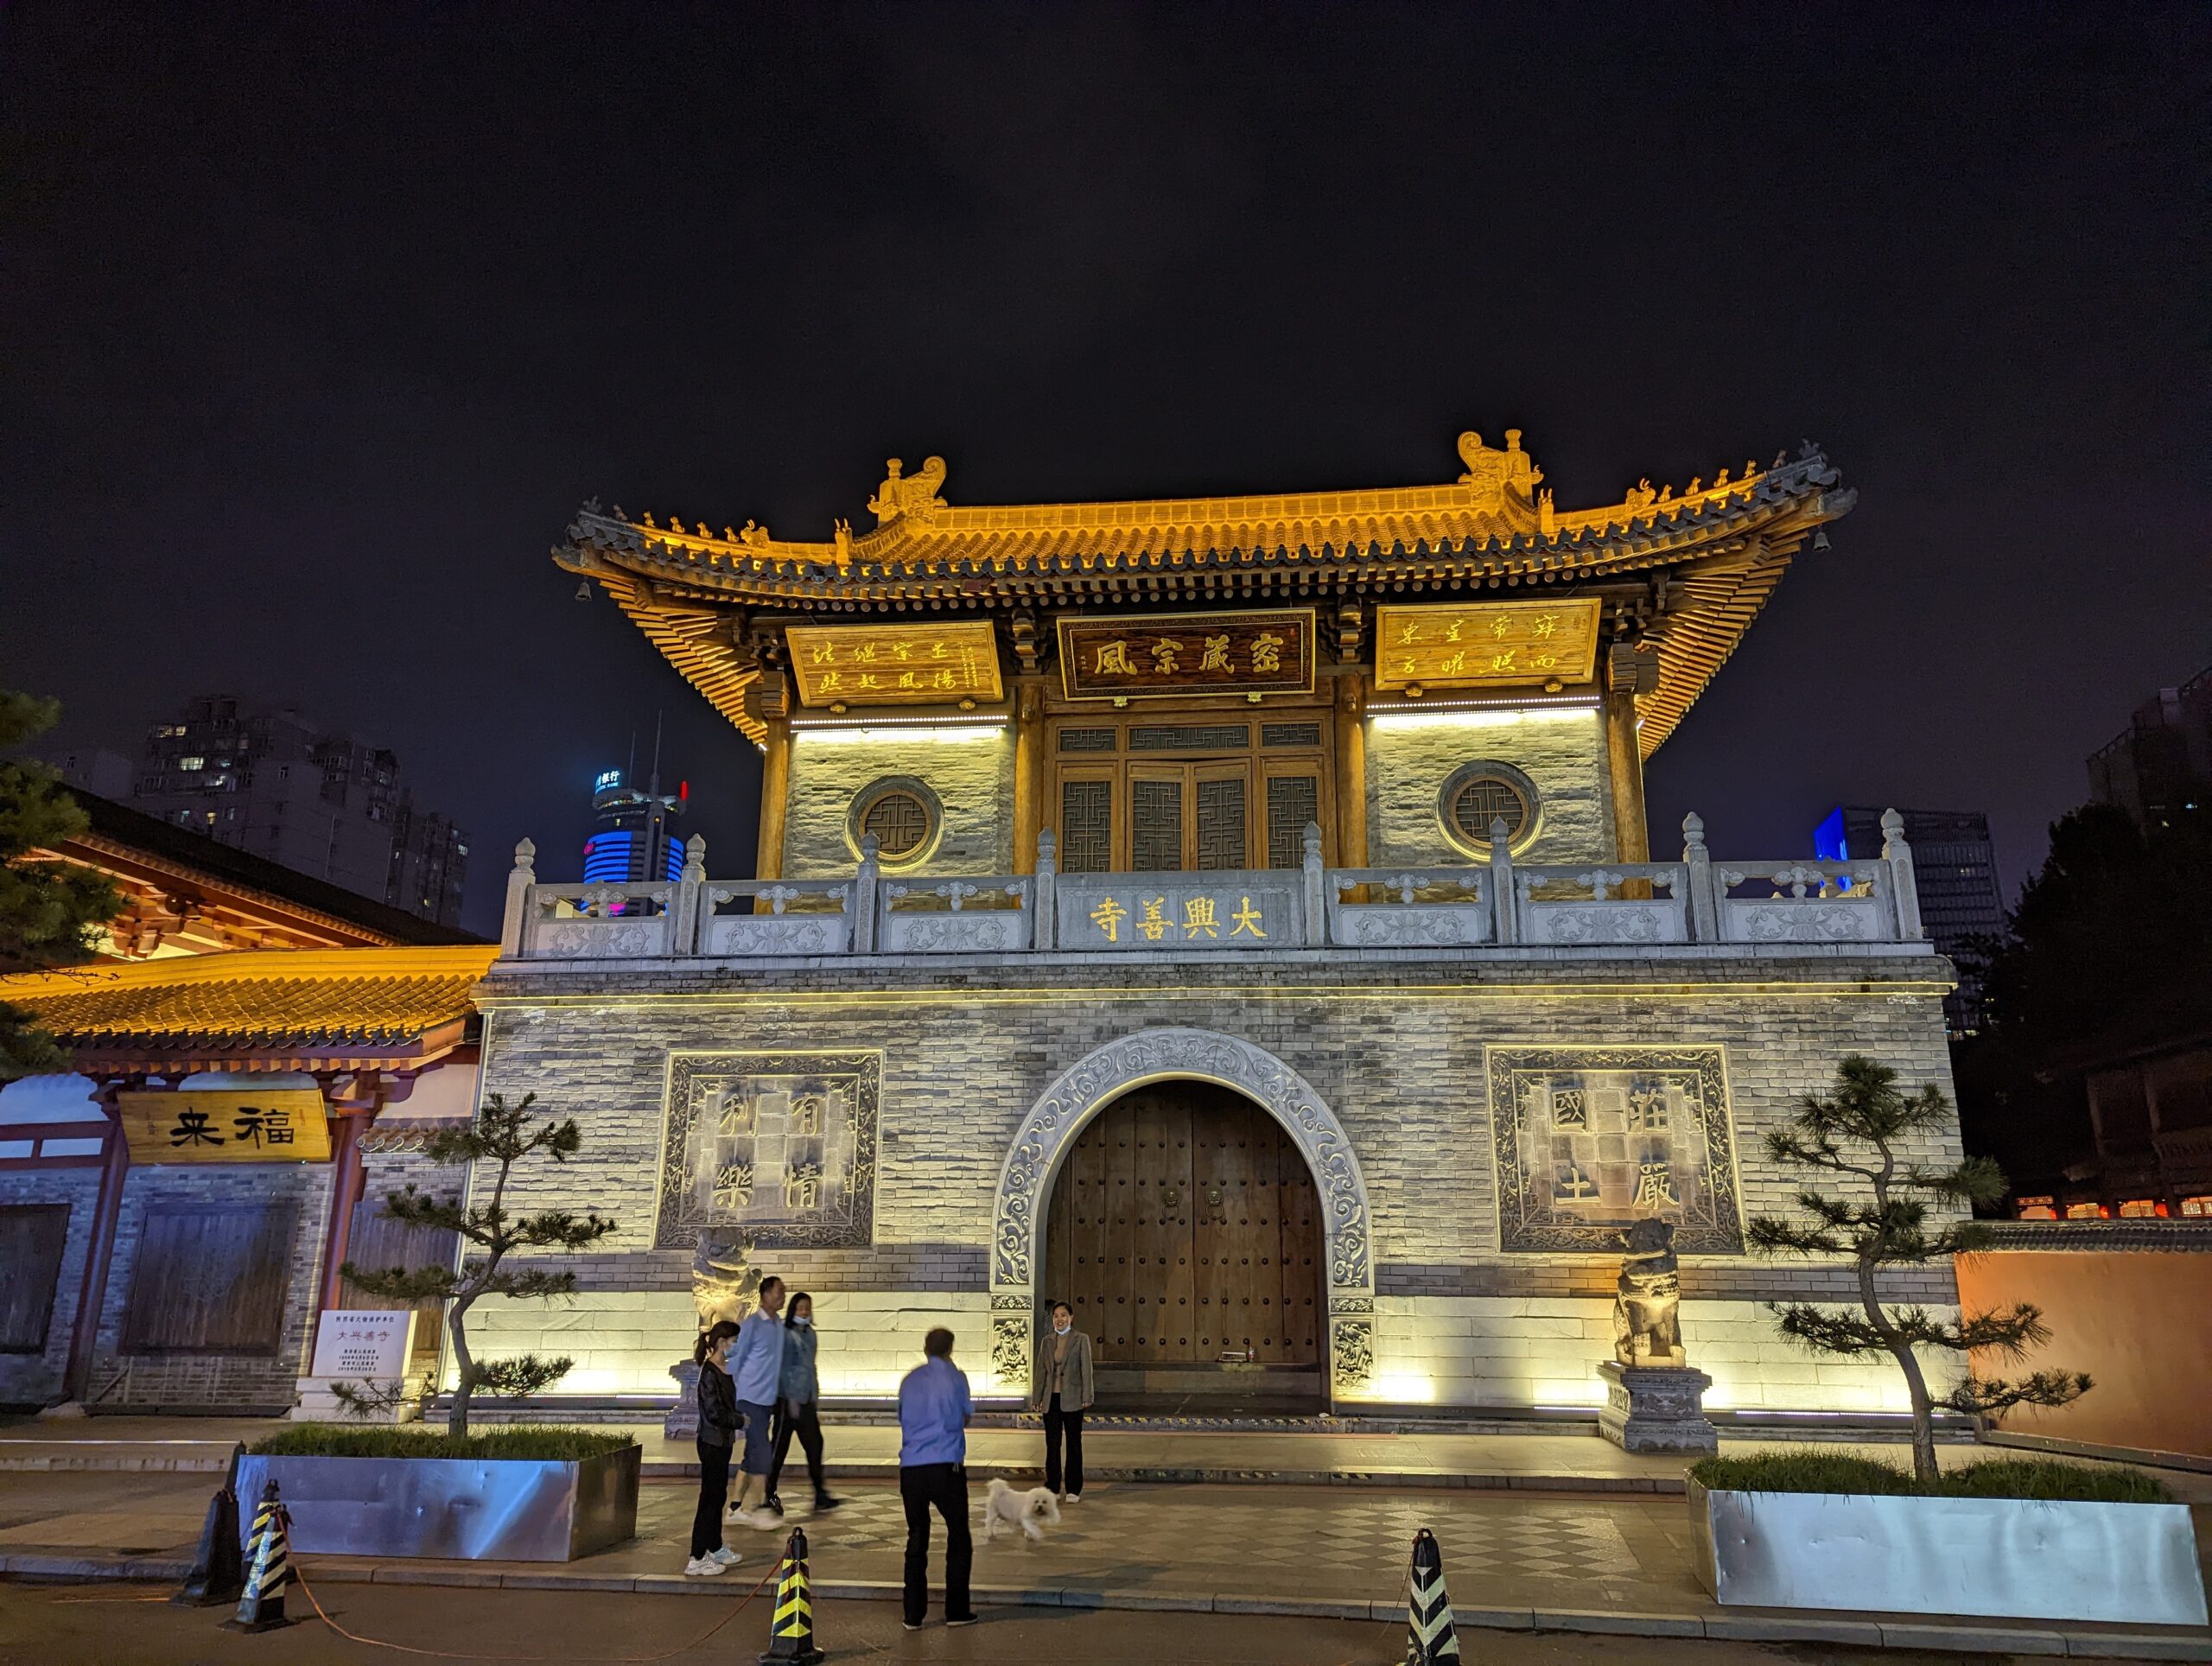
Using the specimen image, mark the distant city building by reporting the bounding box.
[129,695,467,926]
[1815,804,2004,1033]
[53,747,133,801]
[2088,664,2212,832]
[582,766,687,884]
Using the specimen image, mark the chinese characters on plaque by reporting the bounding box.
[1058,609,1315,701]
[310,1309,418,1378]
[1485,1046,1744,1254]
[1373,599,1602,692]
[1055,878,1302,952]
[785,621,1003,709]
[116,1088,333,1164]
[655,1052,880,1250]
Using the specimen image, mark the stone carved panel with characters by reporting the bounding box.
[1486,1044,1744,1254]
[654,1051,880,1250]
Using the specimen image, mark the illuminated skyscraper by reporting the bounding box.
[583,766,687,883]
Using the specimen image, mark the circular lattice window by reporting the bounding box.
[1439,762,1540,857]
[847,776,942,868]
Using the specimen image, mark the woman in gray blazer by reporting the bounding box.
[1030,1300,1094,1502]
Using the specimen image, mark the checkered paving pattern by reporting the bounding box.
[707,1483,1652,1592]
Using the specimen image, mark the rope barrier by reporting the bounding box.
[287,1560,777,1663]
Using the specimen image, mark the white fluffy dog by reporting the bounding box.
[982,1476,1061,1543]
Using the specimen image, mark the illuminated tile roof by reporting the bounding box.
[558,432,1853,756]
[0,945,497,1071]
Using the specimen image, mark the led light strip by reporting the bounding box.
[1365,693,1604,714]
[789,713,1010,732]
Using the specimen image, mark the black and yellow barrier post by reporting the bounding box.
[759,1524,825,1665]
[221,1478,296,1633]
[1404,1527,1459,1663]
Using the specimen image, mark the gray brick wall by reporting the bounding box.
[0,1168,105,1407]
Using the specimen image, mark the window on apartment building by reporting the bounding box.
[179,755,206,771]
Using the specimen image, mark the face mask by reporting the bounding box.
[1053,1322,1071,1335]
[792,1315,811,1328]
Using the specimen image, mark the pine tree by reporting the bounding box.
[1748,1055,2091,1485]
[340,1092,616,1439]
[0,690,124,1081]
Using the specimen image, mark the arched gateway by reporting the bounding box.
[988,1028,1376,1407]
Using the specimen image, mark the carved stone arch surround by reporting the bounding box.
[988,1027,1376,1402]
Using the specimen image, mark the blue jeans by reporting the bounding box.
[735,1400,774,1476]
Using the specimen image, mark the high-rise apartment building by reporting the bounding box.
[1815,804,2004,1033]
[2088,665,2211,832]
[130,696,467,926]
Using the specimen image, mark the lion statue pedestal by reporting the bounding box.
[665,1231,762,1440]
[1595,1219,1717,1454]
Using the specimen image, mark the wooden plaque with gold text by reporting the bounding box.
[118,1088,332,1164]
[1373,598,1602,691]
[1058,609,1314,702]
[786,620,1003,709]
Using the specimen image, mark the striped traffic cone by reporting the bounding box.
[171,1444,245,1606]
[758,1525,825,1665]
[1404,1528,1459,1664]
[221,1479,296,1633]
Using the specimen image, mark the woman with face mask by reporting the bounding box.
[765,1291,842,1515]
[1029,1299,1093,1503]
[684,1320,743,1576]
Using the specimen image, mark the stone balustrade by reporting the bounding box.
[497,809,1930,962]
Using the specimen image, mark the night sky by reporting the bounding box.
[5,4,2205,938]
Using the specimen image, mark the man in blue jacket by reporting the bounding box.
[723,1275,786,1529]
[896,1327,976,1630]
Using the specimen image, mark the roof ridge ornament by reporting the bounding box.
[868,455,949,526]
[1454,429,1543,499]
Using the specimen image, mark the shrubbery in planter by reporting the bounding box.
[1747,1056,2091,1485]
[251,1423,632,1461]
[1690,1451,2171,1504]
[339,1091,615,1438]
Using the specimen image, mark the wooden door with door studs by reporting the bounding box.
[1044,1081,1323,1368]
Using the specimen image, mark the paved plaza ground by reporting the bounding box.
[1,1419,2207,1660]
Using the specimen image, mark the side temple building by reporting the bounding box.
[469,430,1962,1417]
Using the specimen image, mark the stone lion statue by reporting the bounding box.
[1611,1218,1686,1367]
[691,1230,761,1330]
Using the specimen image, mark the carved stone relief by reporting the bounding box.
[1487,1044,1744,1255]
[656,1051,880,1250]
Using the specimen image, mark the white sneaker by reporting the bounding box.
[683,1556,725,1577]
[1065,1492,1082,1504]
[709,1546,741,1566]
[733,1507,782,1530]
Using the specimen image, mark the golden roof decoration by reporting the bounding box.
[557,431,1853,757]
[0,945,497,1069]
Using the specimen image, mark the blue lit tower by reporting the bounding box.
[584,765,688,883]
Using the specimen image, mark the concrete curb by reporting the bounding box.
[3,1551,2205,1657]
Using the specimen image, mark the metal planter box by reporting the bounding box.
[1688,1479,2209,1626]
[236,1446,640,1562]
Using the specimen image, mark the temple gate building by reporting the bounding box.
[467,431,1964,1418]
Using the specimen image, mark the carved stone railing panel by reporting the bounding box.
[1713,859,1896,944]
[518,881,676,958]
[1522,898,1688,945]
[879,878,1031,955]
[700,880,855,957]
[1054,871,1303,952]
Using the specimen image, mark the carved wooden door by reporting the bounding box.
[1046,1083,1321,1369]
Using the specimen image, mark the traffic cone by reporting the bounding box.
[1404,1528,1459,1664]
[759,1524,825,1665]
[171,1444,245,1606]
[221,1479,296,1633]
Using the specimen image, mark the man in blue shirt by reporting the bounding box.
[896,1327,976,1629]
[723,1276,787,1529]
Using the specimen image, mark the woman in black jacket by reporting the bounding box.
[686,1319,743,1576]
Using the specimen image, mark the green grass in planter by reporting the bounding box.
[251,1423,634,1462]
[1690,1451,2171,1504]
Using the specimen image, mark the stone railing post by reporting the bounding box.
[499,837,536,956]
[1881,807,1924,941]
[1682,813,1718,941]
[672,834,706,954]
[851,836,879,954]
[1488,818,1517,944]
[1301,822,1327,946]
[1032,829,1058,951]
